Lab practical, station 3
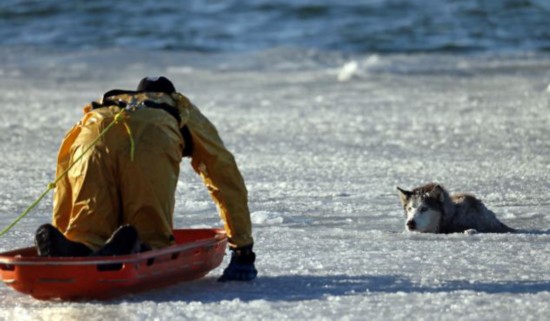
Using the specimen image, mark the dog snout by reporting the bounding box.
[406,220,416,230]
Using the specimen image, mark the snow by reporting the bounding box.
[0,48,549,320]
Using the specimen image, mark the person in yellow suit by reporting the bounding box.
[34,77,257,281]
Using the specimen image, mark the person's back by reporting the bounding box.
[35,77,257,282]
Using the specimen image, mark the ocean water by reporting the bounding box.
[1,1,550,321]
[1,0,550,53]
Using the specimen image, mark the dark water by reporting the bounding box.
[1,0,550,53]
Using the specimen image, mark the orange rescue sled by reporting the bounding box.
[0,228,227,300]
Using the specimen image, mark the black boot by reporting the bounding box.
[90,225,141,257]
[218,244,258,282]
[35,224,92,257]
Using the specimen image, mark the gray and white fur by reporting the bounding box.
[396,183,515,234]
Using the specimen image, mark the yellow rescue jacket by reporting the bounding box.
[53,91,253,250]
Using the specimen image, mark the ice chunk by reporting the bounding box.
[251,211,284,225]
[337,61,359,82]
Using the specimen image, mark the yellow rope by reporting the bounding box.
[0,108,129,237]
[122,122,135,161]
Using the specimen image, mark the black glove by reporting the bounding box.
[218,244,258,282]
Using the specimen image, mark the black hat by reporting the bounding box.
[137,76,176,93]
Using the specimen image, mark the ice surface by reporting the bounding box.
[0,48,549,320]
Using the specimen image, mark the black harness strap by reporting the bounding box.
[91,91,194,157]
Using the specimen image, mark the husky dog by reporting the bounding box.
[396,183,515,234]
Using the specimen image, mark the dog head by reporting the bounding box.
[397,183,446,233]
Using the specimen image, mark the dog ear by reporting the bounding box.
[396,187,412,206]
[429,184,446,203]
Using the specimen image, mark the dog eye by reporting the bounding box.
[419,206,428,213]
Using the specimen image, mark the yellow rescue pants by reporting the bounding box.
[52,106,183,250]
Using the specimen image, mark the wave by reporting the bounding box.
[0,0,549,53]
